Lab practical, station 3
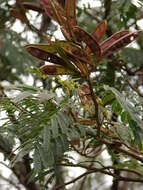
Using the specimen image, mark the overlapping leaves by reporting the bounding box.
[23,0,141,77]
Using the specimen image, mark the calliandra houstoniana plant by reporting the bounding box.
[25,0,141,136]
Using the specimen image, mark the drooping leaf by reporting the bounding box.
[85,20,107,55]
[73,26,101,61]
[101,30,141,58]
[40,64,76,75]
[25,44,75,71]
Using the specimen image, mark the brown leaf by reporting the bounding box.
[73,26,101,62]
[40,64,76,75]
[101,30,142,58]
[85,20,107,55]
[25,45,69,67]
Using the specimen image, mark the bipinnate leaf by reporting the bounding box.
[101,30,142,58]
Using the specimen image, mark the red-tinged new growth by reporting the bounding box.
[24,0,141,76]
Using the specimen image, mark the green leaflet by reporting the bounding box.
[34,146,42,172]
[43,125,51,151]
[51,117,59,138]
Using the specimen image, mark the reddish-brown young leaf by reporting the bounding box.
[40,64,76,75]
[100,30,130,50]
[73,26,101,62]
[101,30,142,58]
[85,20,107,55]
[92,20,107,42]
